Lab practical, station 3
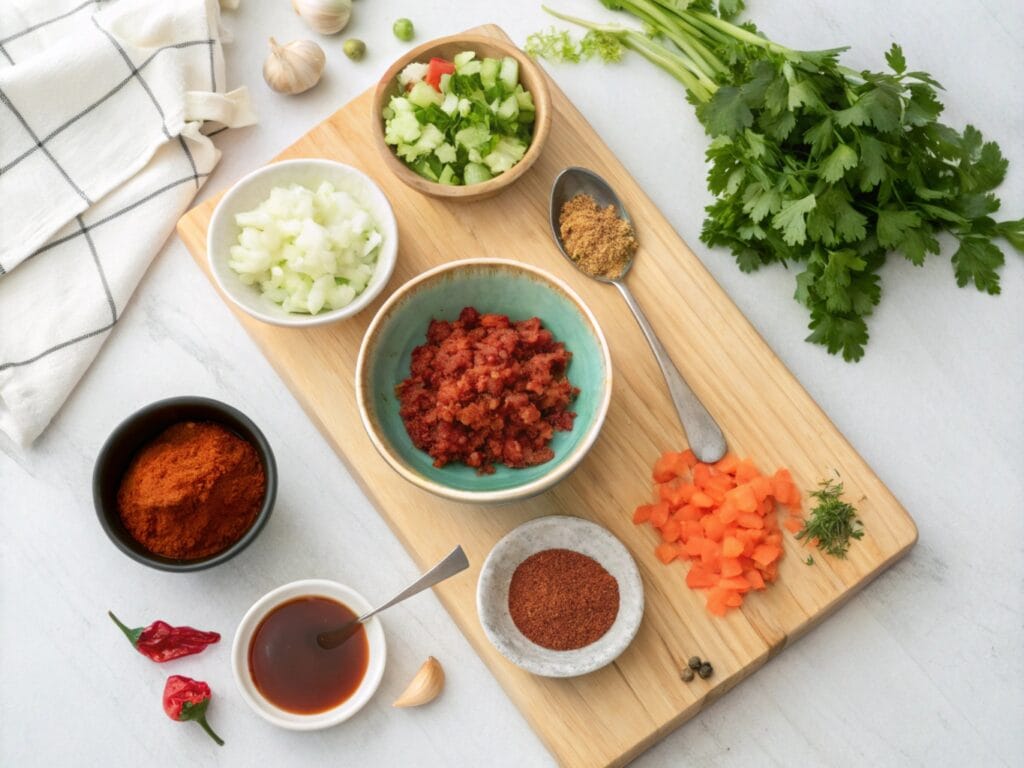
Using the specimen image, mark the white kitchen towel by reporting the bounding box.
[0,0,255,447]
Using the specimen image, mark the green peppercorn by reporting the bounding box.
[698,662,713,679]
[687,656,702,670]
[392,18,414,42]
[680,667,695,682]
[343,38,366,61]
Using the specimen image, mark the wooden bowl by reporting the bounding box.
[370,34,552,202]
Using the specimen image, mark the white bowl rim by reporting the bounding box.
[207,158,399,327]
[231,579,387,730]
[475,515,644,677]
[355,257,614,504]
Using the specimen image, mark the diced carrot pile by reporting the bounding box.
[633,450,803,616]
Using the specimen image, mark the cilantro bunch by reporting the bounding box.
[536,0,1023,360]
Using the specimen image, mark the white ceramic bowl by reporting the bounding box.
[231,579,386,730]
[207,159,399,327]
[477,516,644,677]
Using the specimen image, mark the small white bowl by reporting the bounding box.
[207,159,399,327]
[231,579,386,730]
[477,516,644,677]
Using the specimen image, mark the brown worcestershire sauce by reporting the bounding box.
[248,595,369,714]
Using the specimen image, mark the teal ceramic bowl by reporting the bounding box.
[356,258,612,504]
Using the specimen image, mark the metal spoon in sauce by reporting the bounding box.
[316,545,469,650]
[549,167,727,463]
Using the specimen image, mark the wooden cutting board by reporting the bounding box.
[177,24,916,768]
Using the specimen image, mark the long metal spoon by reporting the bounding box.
[316,545,469,650]
[549,167,727,463]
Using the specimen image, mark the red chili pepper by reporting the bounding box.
[108,610,220,662]
[163,675,224,746]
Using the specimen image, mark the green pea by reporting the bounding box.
[392,18,414,42]
[343,38,366,61]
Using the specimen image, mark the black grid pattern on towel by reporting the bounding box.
[0,39,214,177]
[91,17,171,138]
[0,1,221,370]
[92,16,202,189]
[0,170,210,371]
[78,214,117,325]
[0,85,93,205]
[0,0,103,55]
[0,9,215,271]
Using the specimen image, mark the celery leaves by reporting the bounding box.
[530,3,1022,361]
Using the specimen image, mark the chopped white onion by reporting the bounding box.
[228,181,382,314]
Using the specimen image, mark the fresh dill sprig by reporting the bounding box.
[796,478,864,558]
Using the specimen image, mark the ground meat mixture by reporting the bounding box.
[396,307,579,474]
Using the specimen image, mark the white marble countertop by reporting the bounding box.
[2,1,1022,765]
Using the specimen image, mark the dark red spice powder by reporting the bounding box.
[508,548,620,650]
[396,306,578,474]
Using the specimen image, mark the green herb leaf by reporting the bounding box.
[803,116,834,158]
[996,218,1024,252]
[806,307,869,362]
[787,79,823,111]
[718,0,746,20]
[772,194,817,246]
[834,85,902,132]
[524,27,624,63]
[952,236,1004,294]
[819,249,867,312]
[698,86,754,137]
[742,182,782,223]
[856,135,888,191]
[876,209,921,248]
[796,478,864,558]
[895,224,940,266]
[524,28,581,63]
[820,143,859,183]
[580,30,626,62]
[884,43,906,74]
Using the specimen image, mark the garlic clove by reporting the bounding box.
[293,0,351,36]
[263,37,325,95]
[393,656,445,708]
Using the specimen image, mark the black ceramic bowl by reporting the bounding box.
[93,396,277,572]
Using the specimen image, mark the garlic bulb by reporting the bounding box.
[263,37,325,95]
[292,0,351,35]
[393,657,445,708]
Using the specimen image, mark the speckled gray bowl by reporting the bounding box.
[476,516,644,677]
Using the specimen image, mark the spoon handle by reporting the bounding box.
[613,280,727,463]
[317,546,469,650]
[359,545,469,623]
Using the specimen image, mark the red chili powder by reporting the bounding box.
[396,307,578,474]
[117,422,265,560]
[508,548,620,650]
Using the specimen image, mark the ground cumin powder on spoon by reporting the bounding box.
[558,194,638,280]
